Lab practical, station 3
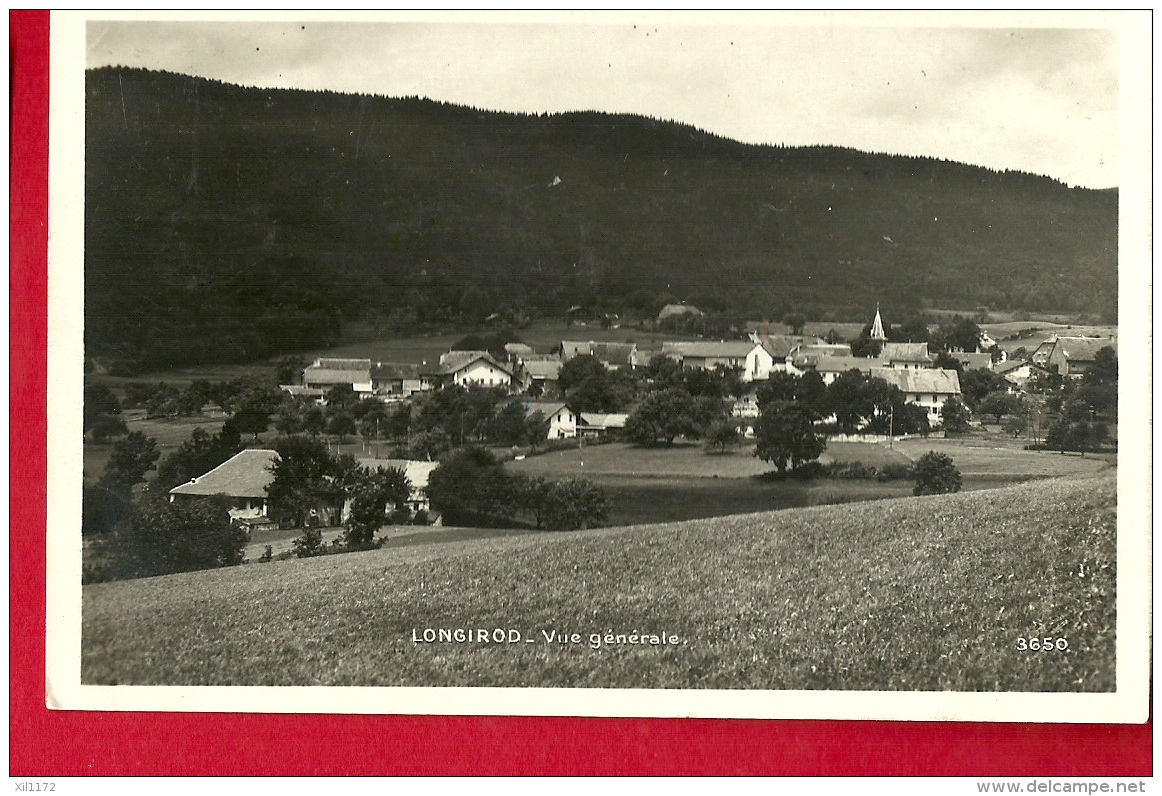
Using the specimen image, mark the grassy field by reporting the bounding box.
[506,438,1110,525]
[82,472,1116,690]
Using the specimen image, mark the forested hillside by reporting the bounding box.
[86,67,1117,372]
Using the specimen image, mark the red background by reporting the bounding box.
[10,10,1150,776]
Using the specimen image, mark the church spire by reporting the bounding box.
[870,304,887,342]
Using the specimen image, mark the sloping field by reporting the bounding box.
[82,473,1116,691]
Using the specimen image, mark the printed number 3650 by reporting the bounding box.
[1017,637,1069,651]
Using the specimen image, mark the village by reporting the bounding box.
[81,300,1119,575]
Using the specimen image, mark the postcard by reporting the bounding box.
[46,10,1151,722]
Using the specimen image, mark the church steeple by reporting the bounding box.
[870,303,887,342]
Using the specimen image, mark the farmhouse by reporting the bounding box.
[356,458,439,515]
[517,356,563,396]
[1042,337,1117,378]
[578,412,629,438]
[952,352,994,371]
[789,354,875,385]
[420,351,514,390]
[870,367,962,425]
[993,359,1048,390]
[302,358,374,395]
[168,448,278,525]
[661,341,775,381]
[559,341,637,370]
[523,400,581,439]
[657,303,703,323]
[371,362,425,398]
[878,342,932,370]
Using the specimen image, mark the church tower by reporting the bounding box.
[869,304,887,342]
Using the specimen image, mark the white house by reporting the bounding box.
[870,367,963,426]
[524,401,580,439]
[421,351,514,390]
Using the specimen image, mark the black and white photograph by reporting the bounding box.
[49,11,1150,720]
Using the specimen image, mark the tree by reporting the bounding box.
[1083,346,1118,386]
[408,428,451,460]
[704,420,741,453]
[541,478,609,531]
[912,451,962,496]
[99,431,160,497]
[153,425,242,493]
[978,391,1024,424]
[959,369,1010,410]
[84,383,121,432]
[932,351,963,373]
[936,316,983,353]
[524,411,552,449]
[327,412,356,444]
[625,389,710,445]
[89,414,129,442]
[343,465,411,549]
[302,406,326,435]
[426,447,512,523]
[783,313,806,335]
[325,383,358,411]
[559,354,631,412]
[895,316,931,343]
[754,401,827,474]
[267,435,340,528]
[1002,414,1029,438]
[940,397,971,434]
[225,409,269,442]
[487,402,530,446]
[107,495,246,579]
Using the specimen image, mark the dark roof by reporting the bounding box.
[169,449,279,499]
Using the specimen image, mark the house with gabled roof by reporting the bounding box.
[879,342,933,370]
[559,340,638,370]
[420,351,514,390]
[1043,337,1117,379]
[371,362,425,398]
[952,352,994,372]
[356,458,440,515]
[871,367,962,426]
[789,354,875,385]
[661,340,775,381]
[168,448,279,525]
[302,358,374,394]
[521,400,580,439]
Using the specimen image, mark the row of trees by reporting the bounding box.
[425,447,609,531]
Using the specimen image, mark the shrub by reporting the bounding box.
[877,462,914,481]
[912,451,963,496]
[293,527,324,558]
[541,478,610,531]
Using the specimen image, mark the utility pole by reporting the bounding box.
[888,403,894,449]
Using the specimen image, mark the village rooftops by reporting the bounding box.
[751,334,828,359]
[169,449,279,500]
[303,358,373,386]
[521,400,572,418]
[559,341,636,367]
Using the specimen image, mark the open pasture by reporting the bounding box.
[83,473,1117,691]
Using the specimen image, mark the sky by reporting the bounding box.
[86,15,1121,189]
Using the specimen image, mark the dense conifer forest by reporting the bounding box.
[86,67,1117,372]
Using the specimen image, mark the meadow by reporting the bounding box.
[82,472,1117,691]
